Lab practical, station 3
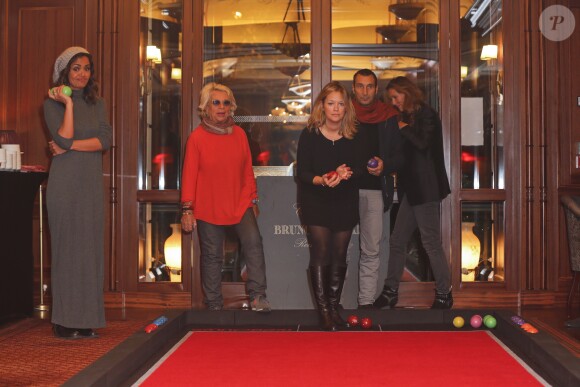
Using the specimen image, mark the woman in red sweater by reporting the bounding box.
[181,83,270,312]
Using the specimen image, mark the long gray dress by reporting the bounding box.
[43,89,112,329]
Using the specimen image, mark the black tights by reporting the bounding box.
[307,225,353,267]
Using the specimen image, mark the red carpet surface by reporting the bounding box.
[139,331,545,386]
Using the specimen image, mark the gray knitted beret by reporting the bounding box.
[52,46,90,83]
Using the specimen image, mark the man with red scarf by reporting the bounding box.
[352,69,399,309]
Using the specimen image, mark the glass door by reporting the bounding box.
[138,0,184,284]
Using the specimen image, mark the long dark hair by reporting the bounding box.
[386,76,424,114]
[54,53,99,105]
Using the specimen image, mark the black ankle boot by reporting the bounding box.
[53,324,82,340]
[309,266,336,331]
[327,266,348,328]
[373,286,398,309]
[431,289,453,309]
[78,329,99,338]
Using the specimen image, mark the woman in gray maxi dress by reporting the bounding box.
[43,47,112,339]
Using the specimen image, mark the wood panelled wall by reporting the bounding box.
[0,0,578,310]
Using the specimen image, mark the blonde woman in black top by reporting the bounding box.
[296,81,363,331]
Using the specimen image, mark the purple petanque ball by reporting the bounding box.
[511,316,525,325]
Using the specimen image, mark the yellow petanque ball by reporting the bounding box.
[453,316,465,328]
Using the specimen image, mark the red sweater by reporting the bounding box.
[181,125,257,225]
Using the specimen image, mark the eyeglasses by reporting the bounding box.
[211,99,232,107]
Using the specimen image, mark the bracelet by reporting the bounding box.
[181,201,193,215]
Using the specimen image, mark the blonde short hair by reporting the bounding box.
[307,81,357,139]
[198,82,238,118]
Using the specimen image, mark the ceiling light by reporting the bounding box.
[388,2,425,21]
[376,25,409,43]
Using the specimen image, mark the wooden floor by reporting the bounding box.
[1,305,578,386]
[521,306,580,356]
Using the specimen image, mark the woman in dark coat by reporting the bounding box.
[373,76,453,310]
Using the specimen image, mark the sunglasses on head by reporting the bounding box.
[211,99,232,106]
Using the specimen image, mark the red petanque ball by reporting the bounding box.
[361,317,372,329]
[347,315,359,327]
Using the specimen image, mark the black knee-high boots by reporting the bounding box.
[309,266,336,331]
[309,265,348,331]
[327,265,347,328]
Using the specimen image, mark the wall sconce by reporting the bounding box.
[171,67,182,81]
[146,45,162,63]
[480,44,498,60]
[460,66,468,79]
[142,45,162,95]
[461,222,481,282]
[164,223,182,282]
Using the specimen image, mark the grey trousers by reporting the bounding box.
[384,196,451,293]
[358,189,388,305]
[197,208,267,308]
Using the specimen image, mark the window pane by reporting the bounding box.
[461,201,505,282]
[138,203,182,283]
[331,0,440,111]
[203,0,311,170]
[460,0,504,189]
[138,1,183,190]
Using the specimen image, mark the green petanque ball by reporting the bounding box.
[484,316,497,329]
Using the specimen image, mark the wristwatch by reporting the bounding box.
[252,198,259,205]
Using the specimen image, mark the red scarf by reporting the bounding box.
[353,100,398,124]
